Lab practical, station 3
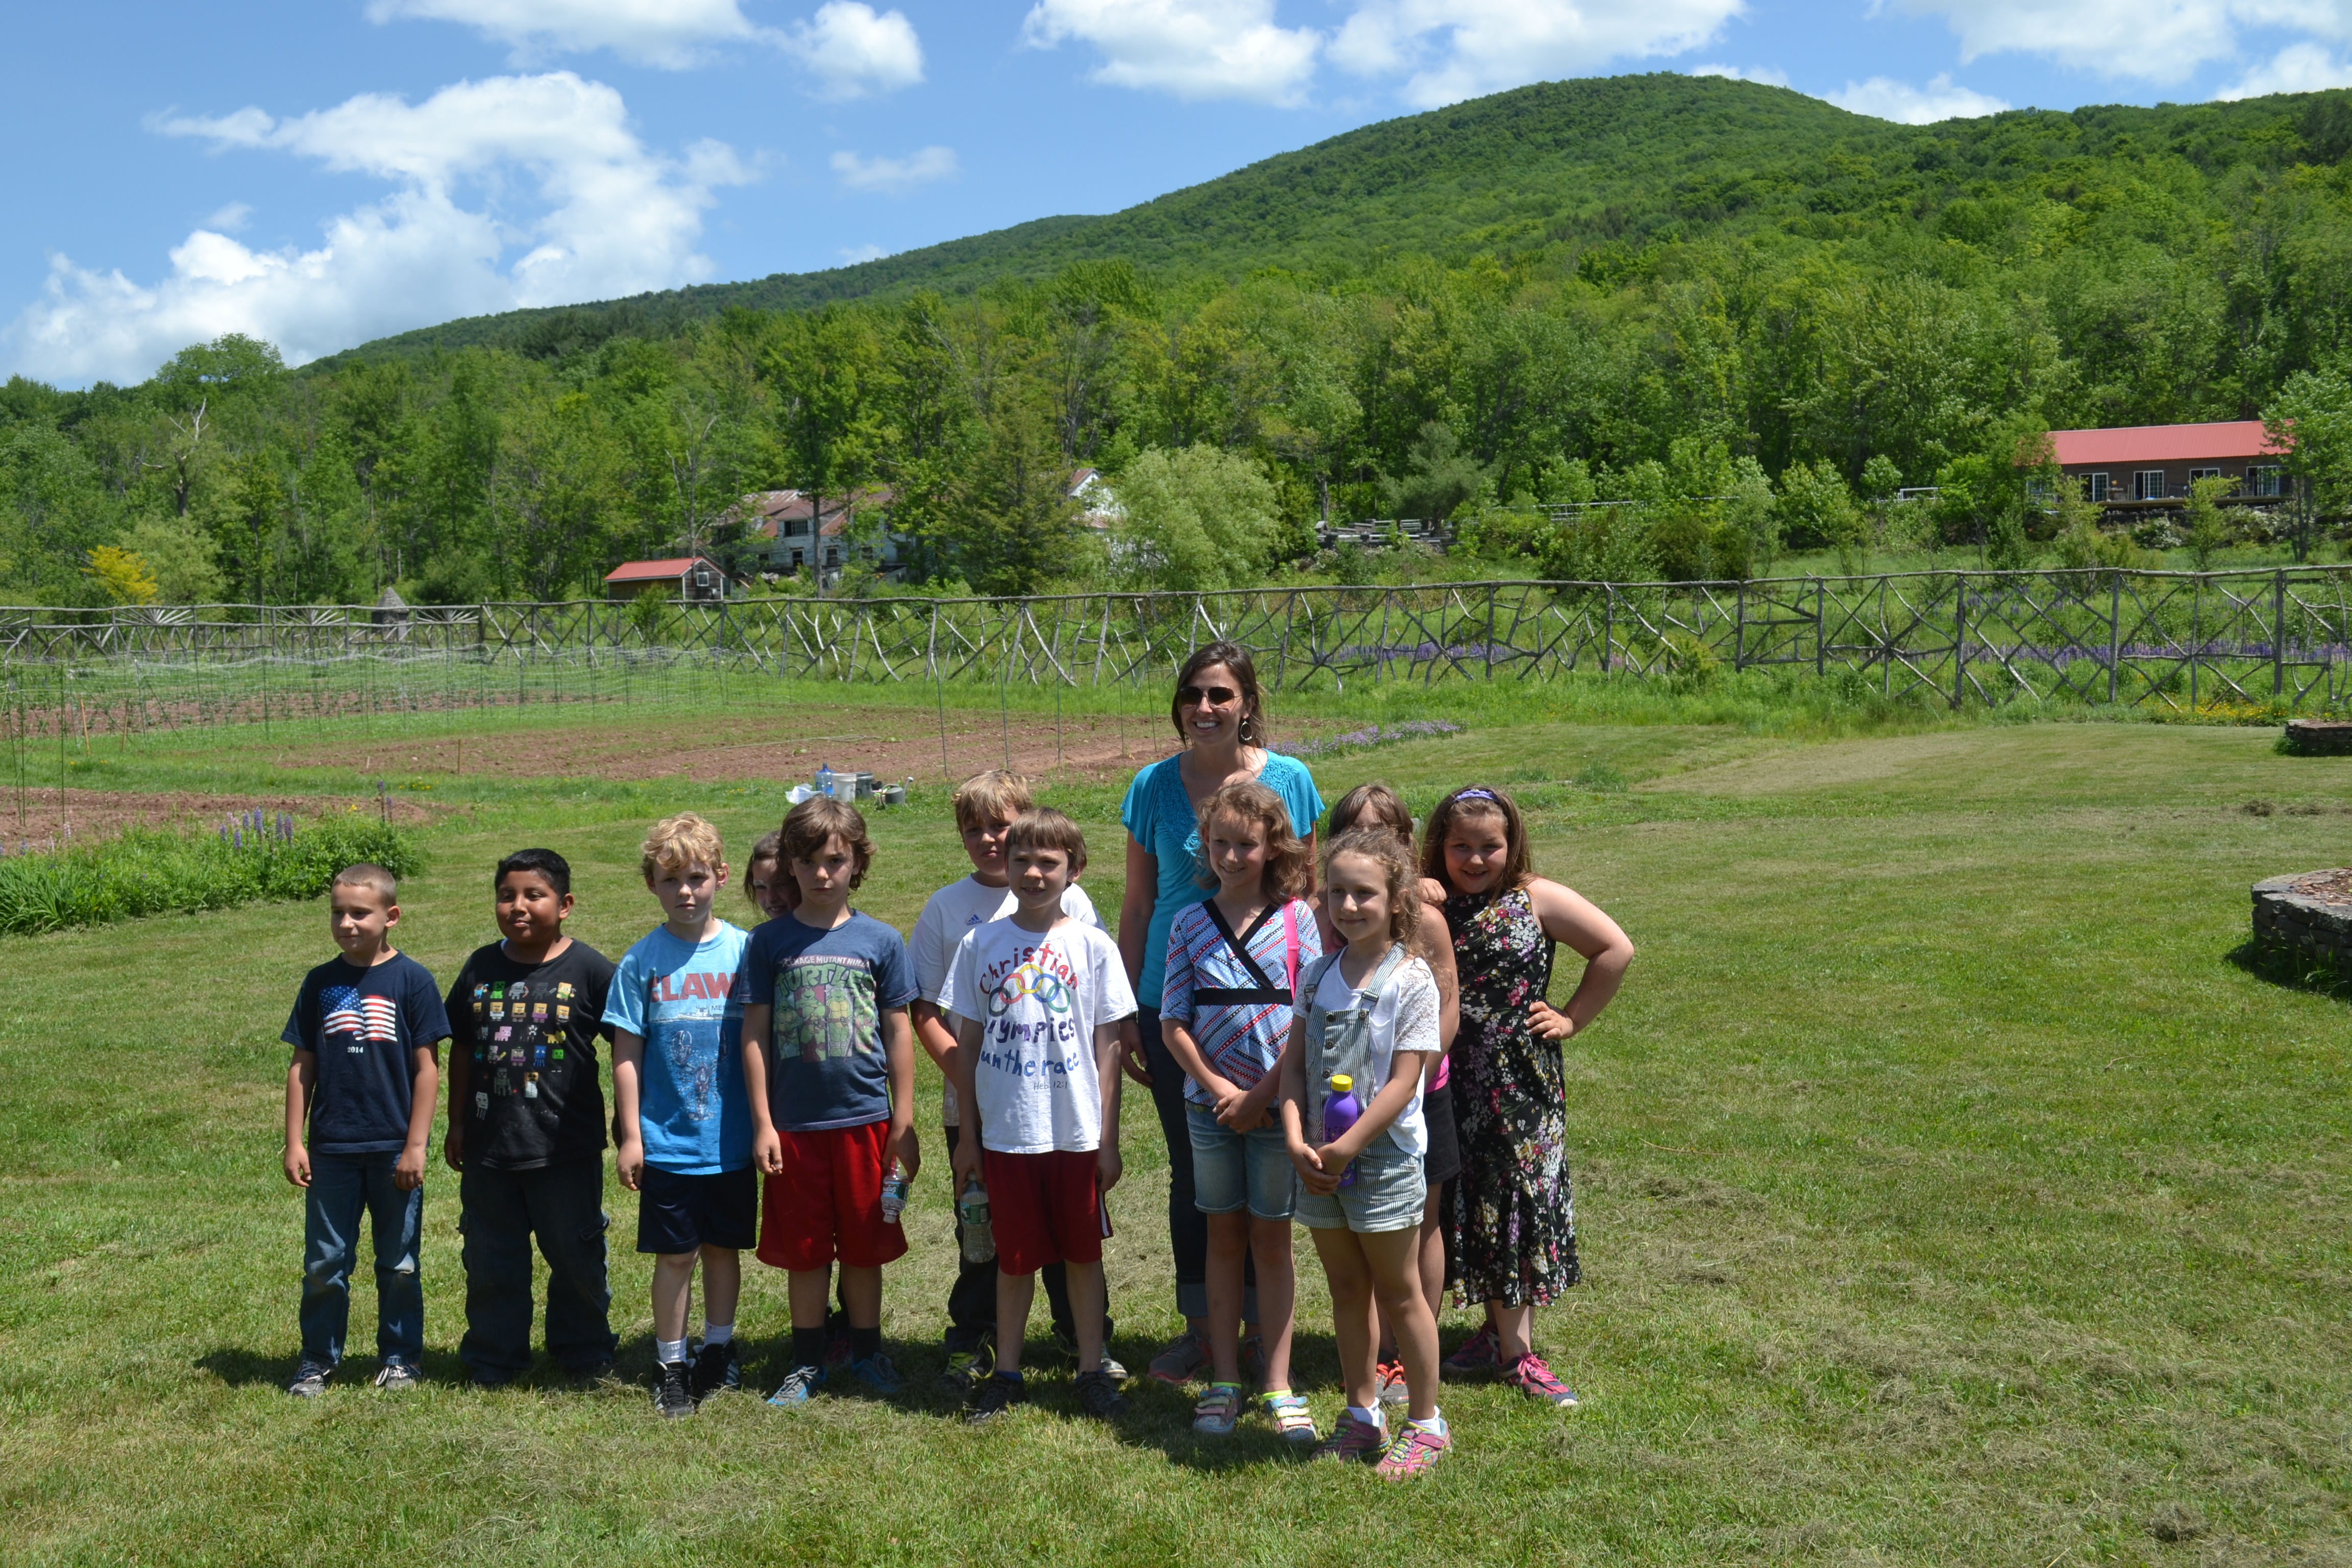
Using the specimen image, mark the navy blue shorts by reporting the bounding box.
[635,1165,758,1254]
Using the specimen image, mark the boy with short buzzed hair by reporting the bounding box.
[910,770,1119,1393]
[444,848,620,1386]
[948,808,1136,1425]
[742,796,920,1405]
[281,863,451,1396]
[605,813,754,1417]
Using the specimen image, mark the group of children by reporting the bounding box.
[279,763,1628,1481]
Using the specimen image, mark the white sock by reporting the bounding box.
[1345,1404,1383,1430]
[1411,1409,1448,1436]
[702,1320,733,1346]
[657,1337,689,1365]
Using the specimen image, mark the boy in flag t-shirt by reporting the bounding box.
[604,813,755,1418]
[280,863,451,1397]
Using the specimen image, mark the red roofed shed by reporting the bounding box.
[2049,421,2289,506]
[603,556,731,602]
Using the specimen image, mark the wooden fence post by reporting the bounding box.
[2275,569,2287,699]
[1951,572,1967,709]
[2108,570,2121,705]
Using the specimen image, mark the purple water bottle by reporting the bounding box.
[1322,1074,1363,1189]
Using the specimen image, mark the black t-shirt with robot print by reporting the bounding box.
[445,940,616,1170]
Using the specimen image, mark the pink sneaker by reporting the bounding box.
[1309,1410,1387,1463]
[1440,1323,1500,1381]
[1375,1421,1452,1480]
[1502,1351,1579,1408]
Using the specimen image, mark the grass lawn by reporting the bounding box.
[2,697,2349,1565]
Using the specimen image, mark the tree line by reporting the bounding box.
[15,125,2352,606]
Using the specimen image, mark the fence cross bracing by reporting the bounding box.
[5,568,2351,741]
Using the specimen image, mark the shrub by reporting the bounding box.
[0,814,421,937]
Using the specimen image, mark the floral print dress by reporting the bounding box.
[1446,885,1579,1306]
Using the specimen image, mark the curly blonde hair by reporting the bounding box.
[1322,828,1420,945]
[1194,779,1312,901]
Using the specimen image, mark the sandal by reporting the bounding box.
[1260,1388,1318,1445]
[1192,1380,1244,1436]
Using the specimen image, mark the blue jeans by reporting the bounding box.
[301,1151,424,1366]
[1186,1106,1297,1221]
[458,1159,616,1380]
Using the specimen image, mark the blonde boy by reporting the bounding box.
[603,813,754,1417]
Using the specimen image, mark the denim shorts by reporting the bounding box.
[1186,1106,1297,1221]
[1294,1133,1425,1234]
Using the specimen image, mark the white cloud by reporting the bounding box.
[203,201,254,232]
[1021,0,1321,105]
[1689,62,1788,86]
[366,0,923,95]
[365,0,766,67]
[830,146,958,192]
[1825,71,2010,124]
[1330,0,1745,108]
[1895,0,2352,87]
[8,73,752,384]
[838,242,889,263]
[2216,39,2352,97]
[789,2,924,97]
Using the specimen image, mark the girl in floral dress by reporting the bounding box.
[1423,785,1634,1407]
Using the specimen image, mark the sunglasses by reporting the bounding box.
[1177,684,1240,707]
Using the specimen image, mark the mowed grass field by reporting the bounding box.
[3,688,2350,1565]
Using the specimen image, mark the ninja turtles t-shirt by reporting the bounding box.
[744,910,916,1132]
[446,939,617,1170]
[602,921,752,1175]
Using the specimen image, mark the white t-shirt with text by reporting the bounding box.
[951,916,1136,1155]
[910,875,1100,1125]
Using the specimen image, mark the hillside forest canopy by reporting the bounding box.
[19,74,2352,606]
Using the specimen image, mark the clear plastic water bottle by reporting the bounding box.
[1322,1073,1363,1189]
[957,1173,995,1264]
[879,1161,909,1225]
[814,763,835,798]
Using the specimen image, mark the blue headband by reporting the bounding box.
[1454,788,1499,803]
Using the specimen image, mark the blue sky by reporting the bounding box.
[9,0,2352,387]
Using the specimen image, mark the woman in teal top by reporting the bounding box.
[1119,640,1324,1384]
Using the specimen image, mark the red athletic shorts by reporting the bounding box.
[756,1121,909,1271]
[982,1147,1107,1275]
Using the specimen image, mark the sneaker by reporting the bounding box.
[938,1341,995,1396]
[1074,1368,1129,1420]
[766,1363,826,1406]
[1261,1389,1318,1446]
[286,1359,333,1398]
[1375,1421,1452,1481]
[846,1351,905,1395]
[966,1374,1026,1425]
[1375,1358,1410,1406]
[1192,1381,1244,1436]
[1049,1322,1127,1381]
[1502,1351,1579,1408]
[1309,1411,1388,1463]
[1147,1329,1210,1386]
[689,1340,740,1402]
[1441,1323,1501,1381]
[655,1359,696,1419]
[372,1359,423,1392]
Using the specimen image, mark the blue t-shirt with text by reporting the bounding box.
[744,911,917,1132]
[602,922,752,1174]
[282,952,452,1156]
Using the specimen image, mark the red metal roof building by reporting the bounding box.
[2049,421,2289,506]
[603,556,732,601]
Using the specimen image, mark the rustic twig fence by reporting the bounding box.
[5,569,2351,742]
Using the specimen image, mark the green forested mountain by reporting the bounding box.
[13,72,2352,607]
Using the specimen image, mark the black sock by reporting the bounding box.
[792,1326,826,1370]
[850,1325,881,1361]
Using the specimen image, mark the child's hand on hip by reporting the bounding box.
[1529,1000,1574,1041]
